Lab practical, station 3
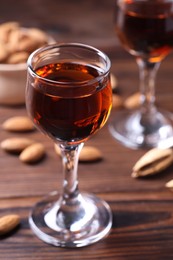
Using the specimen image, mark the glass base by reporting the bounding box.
[29,191,112,248]
[109,108,173,149]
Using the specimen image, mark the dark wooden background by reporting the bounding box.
[1,0,173,259]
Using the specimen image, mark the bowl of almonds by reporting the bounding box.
[0,22,55,106]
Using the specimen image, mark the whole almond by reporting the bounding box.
[54,144,103,162]
[110,73,118,90]
[7,51,29,64]
[19,143,45,163]
[6,28,21,53]
[0,22,19,43]
[17,28,48,53]
[18,36,41,53]
[0,22,51,65]
[112,94,123,109]
[79,146,103,162]
[0,214,20,235]
[2,116,35,132]
[1,137,34,153]
[124,92,141,109]
[27,28,48,45]
[0,42,9,62]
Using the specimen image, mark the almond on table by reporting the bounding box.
[19,143,46,164]
[0,214,20,236]
[110,73,118,90]
[112,94,124,109]
[79,146,103,162]
[2,116,35,132]
[124,92,141,109]
[132,148,173,178]
[1,137,35,153]
[55,144,103,162]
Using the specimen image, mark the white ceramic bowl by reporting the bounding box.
[0,62,27,105]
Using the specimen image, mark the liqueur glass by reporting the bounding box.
[109,0,173,149]
[26,43,112,247]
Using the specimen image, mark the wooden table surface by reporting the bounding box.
[1,0,173,259]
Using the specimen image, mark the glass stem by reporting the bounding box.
[136,58,160,115]
[60,142,84,203]
[56,142,87,229]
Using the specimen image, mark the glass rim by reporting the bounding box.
[27,42,111,86]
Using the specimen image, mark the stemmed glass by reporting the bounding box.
[26,43,112,247]
[109,0,173,149]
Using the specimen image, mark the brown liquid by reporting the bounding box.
[27,62,112,144]
[115,1,173,62]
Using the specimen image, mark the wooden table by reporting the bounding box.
[1,0,173,259]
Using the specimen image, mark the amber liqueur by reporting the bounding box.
[116,1,173,61]
[28,62,112,144]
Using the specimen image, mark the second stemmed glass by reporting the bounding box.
[109,0,173,149]
[26,43,112,247]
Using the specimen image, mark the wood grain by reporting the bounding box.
[1,0,173,259]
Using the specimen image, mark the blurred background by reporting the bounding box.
[0,0,117,49]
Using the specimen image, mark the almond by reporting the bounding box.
[0,42,9,62]
[19,143,45,163]
[0,22,51,65]
[110,73,118,90]
[54,144,103,162]
[18,35,41,53]
[112,94,123,109]
[0,214,20,235]
[6,28,21,53]
[79,146,103,162]
[0,22,19,43]
[132,148,173,178]
[17,28,48,53]
[165,179,173,191]
[124,92,141,109]
[27,28,48,45]
[1,137,34,153]
[7,51,29,64]
[2,116,35,132]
